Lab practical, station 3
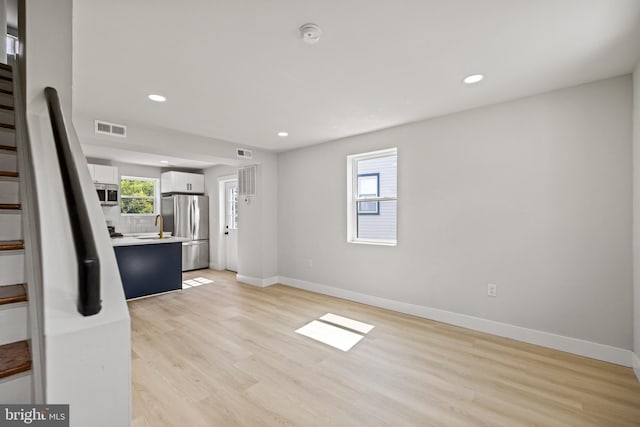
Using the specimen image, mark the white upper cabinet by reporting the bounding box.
[87,163,119,185]
[161,171,205,194]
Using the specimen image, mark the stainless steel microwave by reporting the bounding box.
[96,184,119,206]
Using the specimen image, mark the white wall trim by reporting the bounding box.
[236,274,278,288]
[278,276,632,367]
[633,352,640,382]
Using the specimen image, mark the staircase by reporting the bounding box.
[0,62,33,403]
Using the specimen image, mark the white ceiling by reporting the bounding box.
[73,0,640,153]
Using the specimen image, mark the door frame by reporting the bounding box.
[217,174,237,271]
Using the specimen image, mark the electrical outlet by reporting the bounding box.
[487,284,497,297]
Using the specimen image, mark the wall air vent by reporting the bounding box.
[238,165,257,197]
[94,120,127,138]
[236,148,253,159]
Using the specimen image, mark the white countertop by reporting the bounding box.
[111,232,187,247]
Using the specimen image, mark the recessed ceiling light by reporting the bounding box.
[277,131,289,137]
[148,94,167,102]
[160,160,169,164]
[463,74,484,84]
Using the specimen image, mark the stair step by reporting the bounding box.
[0,302,27,346]
[0,284,26,305]
[0,76,11,82]
[0,179,19,204]
[0,372,31,403]
[0,170,17,178]
[0,109,14,127]
[0,211,21,241]
[0,123,14,131]
[0,63,12,72]
[0,341,31,380]
[0,203,19,210]
[0,80,12,94]
[0,93,13,109]
[0,104,13,111]
[0,145,15,152]
[0,152,16,173]
[0,130,14,147]
[0,240,23,251]
[0,251,24,284]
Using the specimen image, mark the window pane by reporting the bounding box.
[358,174,379,197]
[120,177,157,215]
[356,154,396,198]
[121,179,155,197]
[121,198,155,214]
[357,200,396,241]
[358,200,379,215]
[228,187,238,229]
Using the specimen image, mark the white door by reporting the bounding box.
[224,180,238,272]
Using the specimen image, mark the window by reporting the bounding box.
[347,148,397,245]
[227,186,238,229]
[120,176,159,215]
[6,35,18,56]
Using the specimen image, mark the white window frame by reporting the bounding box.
[120,176,160,216]
[346,147,397,246]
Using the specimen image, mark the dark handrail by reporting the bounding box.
[44,87,101,316]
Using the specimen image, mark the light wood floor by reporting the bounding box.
[130,269,640,426]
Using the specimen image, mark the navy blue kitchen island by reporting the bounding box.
[113,237,182,299]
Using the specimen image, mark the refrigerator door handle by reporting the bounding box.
[191,198,196,239]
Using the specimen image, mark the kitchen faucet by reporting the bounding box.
[155,214,164,239]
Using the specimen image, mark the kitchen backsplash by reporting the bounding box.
[102,205,160,234]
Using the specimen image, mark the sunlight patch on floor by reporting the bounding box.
[295,320,364,351]
[182,277,214,289]
[320,313,375,334]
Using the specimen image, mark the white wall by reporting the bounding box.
[0,0,7,63]
[633,62,640,378]
[279,75,633,353]
[204,155,279,284]
[24,1,131,425]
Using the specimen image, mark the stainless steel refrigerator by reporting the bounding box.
[162,195,209,271]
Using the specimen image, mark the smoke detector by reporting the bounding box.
[300,23,322,44]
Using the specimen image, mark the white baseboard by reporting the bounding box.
[633,352,640,383]
[236,274,279,288]
[278,276,632,367]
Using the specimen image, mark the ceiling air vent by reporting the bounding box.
[236,148,253,159]
[94,120,127,138]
